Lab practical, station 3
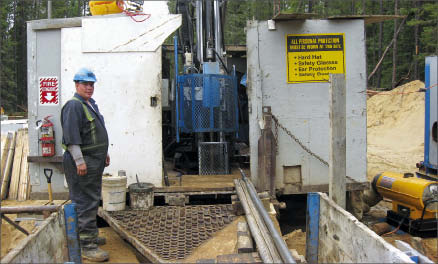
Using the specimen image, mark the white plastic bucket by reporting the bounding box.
[102,176,127,211]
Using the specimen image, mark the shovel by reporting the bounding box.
[44,168,53,204]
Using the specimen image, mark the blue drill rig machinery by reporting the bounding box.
[169,0,242,175]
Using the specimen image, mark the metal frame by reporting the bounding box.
[177,73,238,133]
[424,57,438,171]
[198,142,229,175]
[306,192,320,263]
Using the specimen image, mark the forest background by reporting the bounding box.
[1,0,437,114]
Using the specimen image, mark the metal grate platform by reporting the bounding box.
[106,205,236,261]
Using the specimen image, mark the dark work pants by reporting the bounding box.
[63,150,106,248]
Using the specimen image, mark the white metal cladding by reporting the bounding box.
[61,15,180,187]
[247,19,367,193]
[82,14,181,53]
[27,15,181,194]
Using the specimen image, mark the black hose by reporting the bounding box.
[212,49,229,74]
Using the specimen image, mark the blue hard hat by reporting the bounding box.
[73,68,97,82]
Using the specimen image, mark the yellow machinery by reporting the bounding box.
[370,57,438,237]
[89,1,123,16]
[373,172,438,237]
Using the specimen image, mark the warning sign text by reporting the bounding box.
[286,34,345,83]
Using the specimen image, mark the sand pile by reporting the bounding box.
[283,229,306,256]
[367,80,425,180]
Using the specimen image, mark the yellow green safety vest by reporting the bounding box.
[62,97,104,152]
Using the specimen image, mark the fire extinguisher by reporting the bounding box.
[37,115,55,157]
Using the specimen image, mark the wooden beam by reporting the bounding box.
[27,156,63,163]
[154,186,235,193]
[1,131,16,199]
[329,74,346,209]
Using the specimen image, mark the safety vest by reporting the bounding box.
[62,97,107,152]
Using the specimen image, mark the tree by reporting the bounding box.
[0,0,87,114]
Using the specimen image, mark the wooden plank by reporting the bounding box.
[272,12,317,21]
[1,132,12,180]
[317,192,413,263]
[329,74,347,209]
[9,129,24,200]
[1,131,16,199]
[27,156,63,163]
[155,186,235,193]
[18,130,29,201]
[22,130,29,200]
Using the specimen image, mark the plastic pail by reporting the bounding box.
[128,183,154,210]
[102,176,127,211]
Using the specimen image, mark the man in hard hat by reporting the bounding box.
[61,68,110,262]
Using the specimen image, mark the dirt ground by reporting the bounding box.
[284,229,306,257]
[85,227,139,263]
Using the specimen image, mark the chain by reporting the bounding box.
[271,114,329,166]
[273,118,279,155]
[270,114,360,183]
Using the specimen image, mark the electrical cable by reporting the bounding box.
[117,1,151,23]
[382,210,409,237]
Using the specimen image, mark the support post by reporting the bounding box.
[257,106,276,194]
[306,192,320,264]
[329,74,346,209]
[64,203,82,264]
[47,0,52,19]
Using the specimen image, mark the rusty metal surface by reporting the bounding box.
[107,205,235,261]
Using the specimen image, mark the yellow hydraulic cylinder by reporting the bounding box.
[374,172,438,219]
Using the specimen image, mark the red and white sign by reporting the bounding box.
[39,77,59,105]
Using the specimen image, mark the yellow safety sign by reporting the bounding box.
[286,33,345,83]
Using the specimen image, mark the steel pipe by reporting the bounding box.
[0,205,59,214]
[1,214,29,235]
[239,168,296,263]
[234,179,275,263]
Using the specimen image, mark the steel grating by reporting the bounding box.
[107,205,236,261]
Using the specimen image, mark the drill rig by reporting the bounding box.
[172,0,239,175]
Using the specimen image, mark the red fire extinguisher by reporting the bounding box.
[37,115,55,157]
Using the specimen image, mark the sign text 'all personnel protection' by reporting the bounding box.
[286,34,346,83]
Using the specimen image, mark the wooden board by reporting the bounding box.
[1,131,16,200]
[18,130,29,201]
[9,129,24,200]
[1,133,12,180]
